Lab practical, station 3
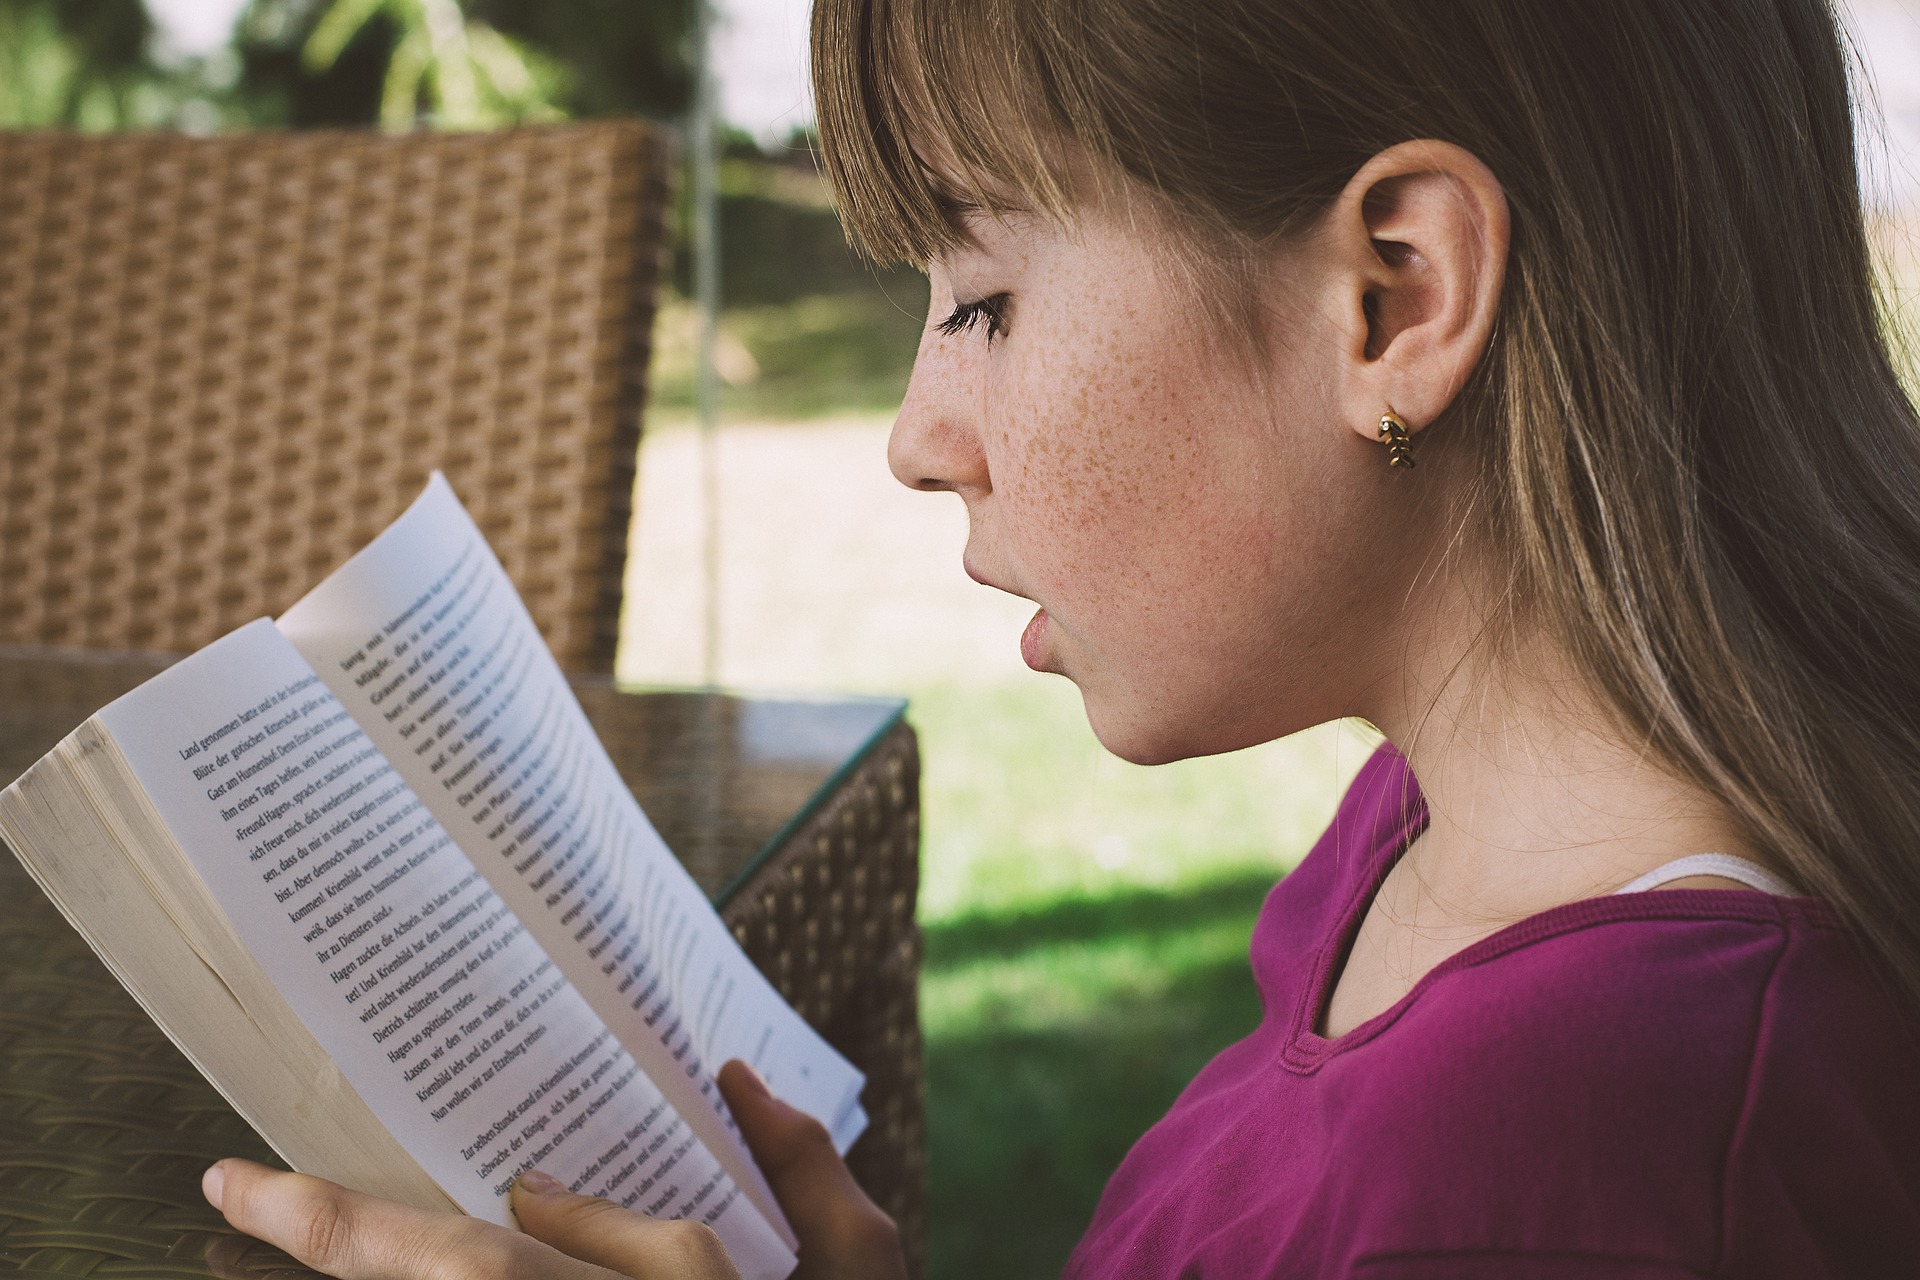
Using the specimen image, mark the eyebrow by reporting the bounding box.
[929,169,1033,221]
[919,172,1042,262]
[942,195,1039,246]
[924,194,993,256]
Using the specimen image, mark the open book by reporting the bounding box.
[0,475,867,1280]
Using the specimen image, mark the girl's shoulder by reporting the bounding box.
[1078,875,1920,1277]
[1248,745,1920,1272]
[1306,886,1920,1275]
[1282,745,1917,1129]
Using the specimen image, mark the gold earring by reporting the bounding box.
[1377,410,1415,470]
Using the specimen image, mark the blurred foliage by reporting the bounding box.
[467,0,692,120]
[651,289,927,419]
[673,143,902,304]
[649,140,931,420]
[0,0,692,131]
[232,0,693,128]
[231,0,391,126]
[0,0,163,127]
[295,0,566,129]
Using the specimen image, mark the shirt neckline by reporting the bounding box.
[1278,783,1840,1072]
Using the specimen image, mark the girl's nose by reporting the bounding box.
[888,336,992,499]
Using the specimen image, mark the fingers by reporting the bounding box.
[510,1172,743,1280]
[202,1098,853,1280]
[716,1060,906,1280]
[203,1158,611,1280]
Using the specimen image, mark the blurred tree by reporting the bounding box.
[301,0,564,128]
[233,0,692,129]
[467,0,693,120]
[234,0,396,126]
[0,0,157,127]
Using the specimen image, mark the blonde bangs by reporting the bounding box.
[810,0,1088,265]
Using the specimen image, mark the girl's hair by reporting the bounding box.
[811,0,1920,1008]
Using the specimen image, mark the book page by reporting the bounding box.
[1,724,451,1217]
[276,478,868,1176]
[97,621,795,1280]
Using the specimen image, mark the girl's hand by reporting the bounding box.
[201,1060,906,1280]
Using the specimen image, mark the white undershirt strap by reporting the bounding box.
[1612,851,1797,897]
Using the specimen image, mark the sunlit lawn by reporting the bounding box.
[909,681,1370,1276]
[619,418,1372,1278]
[922,874,1280,1276]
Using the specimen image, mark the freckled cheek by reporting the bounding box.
[992,347,1235,609]
[991,414,1119,600]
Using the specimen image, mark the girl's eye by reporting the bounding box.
[936,293,1011,344]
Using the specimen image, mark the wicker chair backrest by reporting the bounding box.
[0,122,671,673]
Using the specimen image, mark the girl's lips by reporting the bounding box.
[1020,608,1050,671]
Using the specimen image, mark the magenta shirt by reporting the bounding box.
[1064,748,1920,1278]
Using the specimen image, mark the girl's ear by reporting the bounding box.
[1320,139,1510,444]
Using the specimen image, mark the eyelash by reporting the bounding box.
[937,293,1011,344]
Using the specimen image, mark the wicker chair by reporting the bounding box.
[0,125,925,1274]
[0,124,667,671]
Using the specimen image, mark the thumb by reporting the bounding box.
[716,1060,904,1280]
[510,1170,743,1280]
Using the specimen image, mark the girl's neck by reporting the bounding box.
[1391,644,1758,921]
[1369,576,1767,907]
[1322,604,1767,1038]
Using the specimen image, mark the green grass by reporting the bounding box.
[921,875,1283,1278]
[897,678,1374,1276]
[908,678,1375,921]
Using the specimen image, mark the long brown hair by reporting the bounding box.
[812,0,1920,1008]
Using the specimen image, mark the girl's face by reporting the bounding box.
[891,205,1415,764]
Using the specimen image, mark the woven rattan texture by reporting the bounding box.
[725,721,927,1277]
[0,721,923,1278]
[0,123,670,672]
[0,855,322,1279]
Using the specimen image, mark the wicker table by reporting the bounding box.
[0,648,924,1279]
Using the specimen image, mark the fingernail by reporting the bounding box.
[202,1162,226,1210]
[731,1060,771,1097]
[517,1169,566,1195]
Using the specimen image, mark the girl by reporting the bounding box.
[202,0,1920,1274]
